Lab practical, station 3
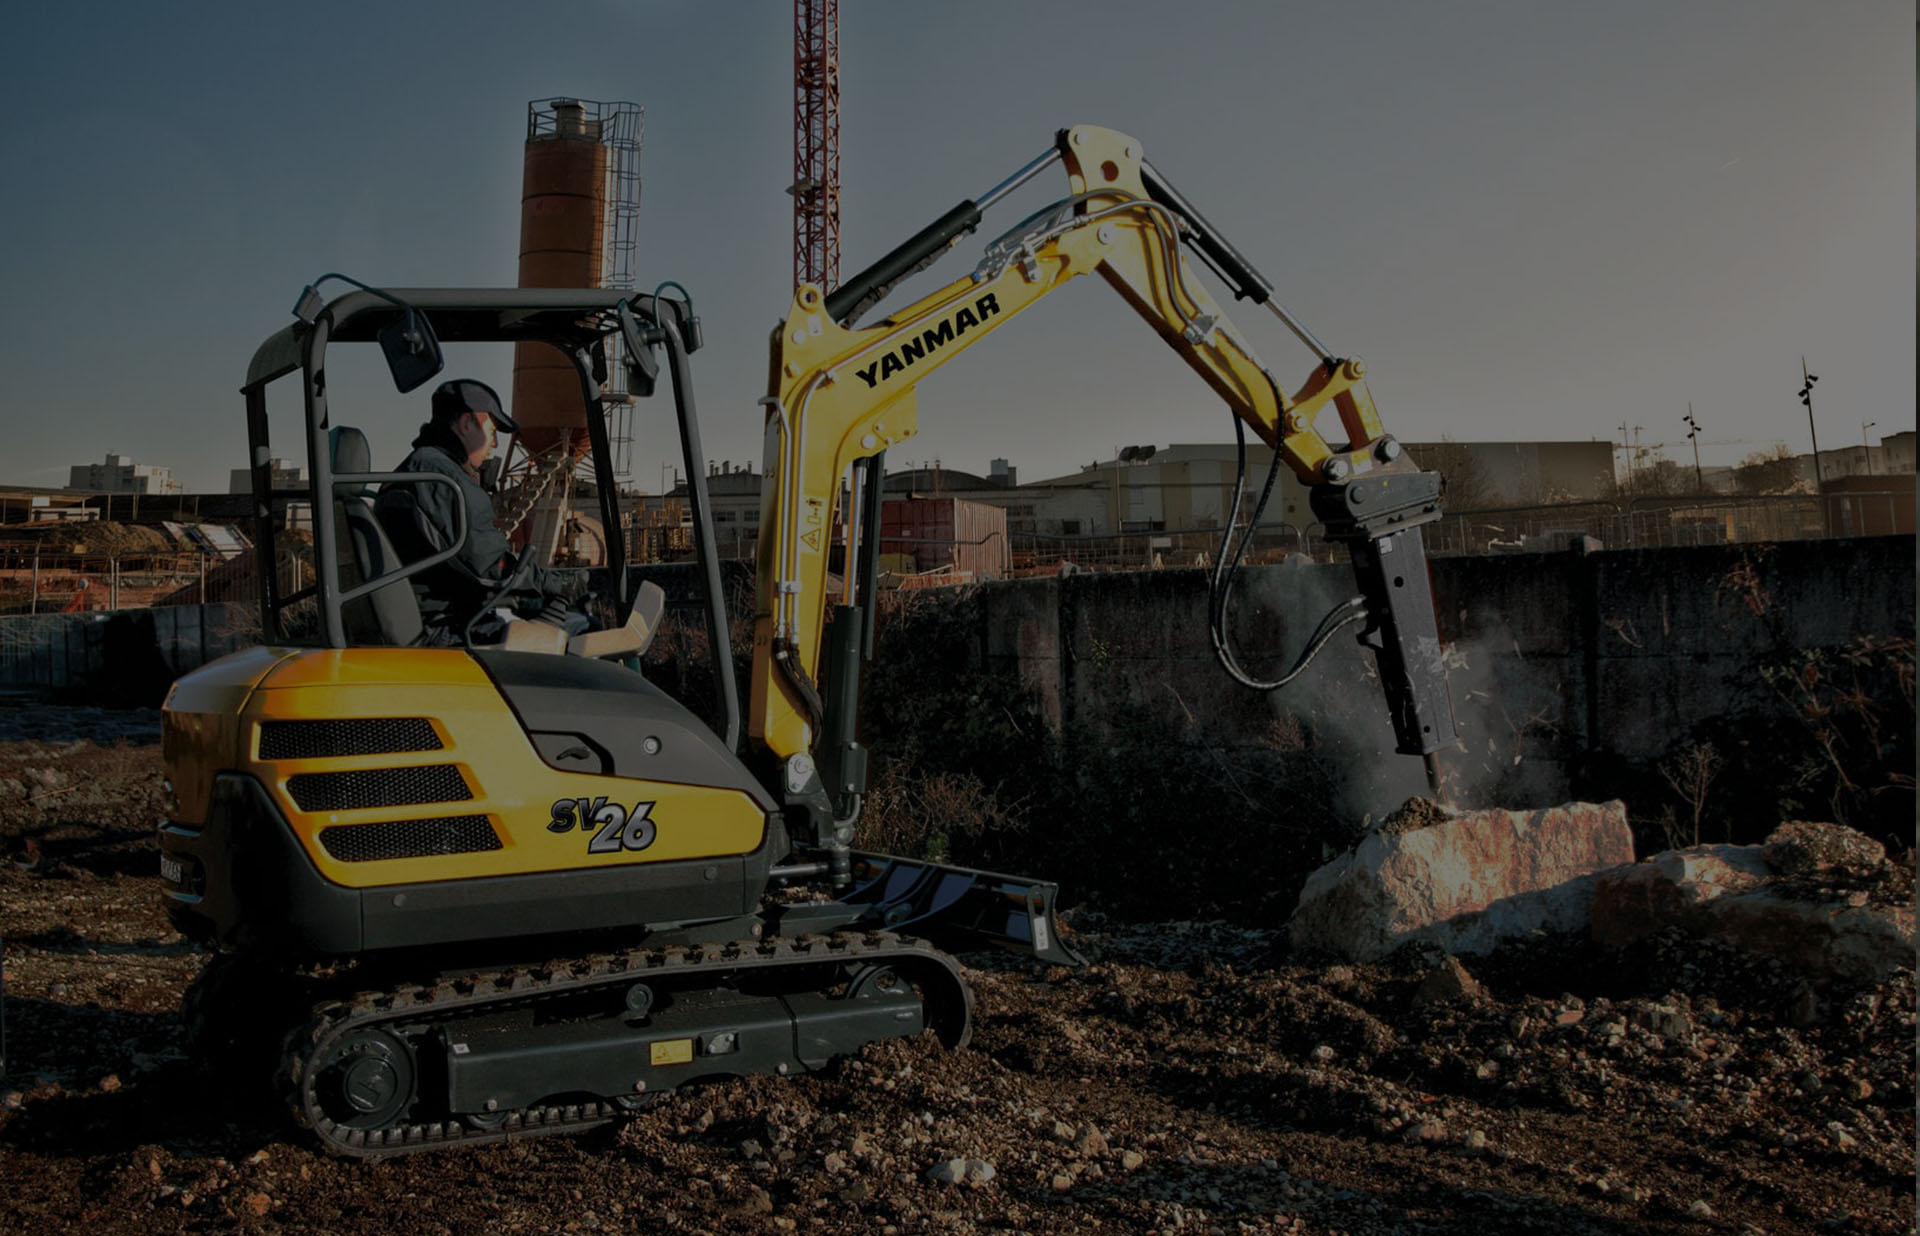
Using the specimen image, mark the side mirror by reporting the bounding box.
[379,308,444,393]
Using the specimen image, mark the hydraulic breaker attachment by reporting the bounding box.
[1310,465,1459,758]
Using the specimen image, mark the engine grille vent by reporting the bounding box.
[260,718,442,760]
[318,815,502,863]
[286,765,471,813]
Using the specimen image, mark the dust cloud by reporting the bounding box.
[1238,556,1567,829]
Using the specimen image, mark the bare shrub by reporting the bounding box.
[856,753,1027,864]
[1760,636,1917,832]
[1657,741,1723,848]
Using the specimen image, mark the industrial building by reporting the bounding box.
[67,452,181,495]
[228,459,307,495]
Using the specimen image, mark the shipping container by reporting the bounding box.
[879,497,1009,581]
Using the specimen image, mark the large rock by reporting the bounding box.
[1593,825,1915,985]
[1588,845,1772,935]
[1288,800,1634,962]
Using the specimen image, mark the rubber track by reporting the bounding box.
[280,931,967,1159]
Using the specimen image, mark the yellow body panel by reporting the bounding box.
[256,648,497,689]
[162,645,303,825]
[170,648,766,889]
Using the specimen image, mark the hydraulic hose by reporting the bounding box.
[1207,415,1367,691]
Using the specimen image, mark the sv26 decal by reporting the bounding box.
[548,796,658,854]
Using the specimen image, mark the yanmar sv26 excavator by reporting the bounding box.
[158,125,1456,1157]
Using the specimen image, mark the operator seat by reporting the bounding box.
[329,427,425,647]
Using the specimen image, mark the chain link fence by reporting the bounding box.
[1423,491,1911,556]
[0,546,313,618]
[1005,491,1912,571]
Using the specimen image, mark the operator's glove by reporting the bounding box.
[551,569,591,605]
[512,563,587,605]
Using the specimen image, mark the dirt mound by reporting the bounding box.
[2,522,176,555]
[0,717,1912,1235]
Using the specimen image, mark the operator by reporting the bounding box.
[375,378,588,643]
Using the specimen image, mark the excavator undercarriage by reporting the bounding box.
[271,931,967,1157]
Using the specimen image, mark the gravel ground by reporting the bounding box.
[0,708,1912,1235]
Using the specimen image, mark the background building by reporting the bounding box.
[68,453,182,495]
[618,432,1915,567]
[633,462,764,560]
[1815,429,1916,483]
[1018,439,1620,536]
[228,459,309,496]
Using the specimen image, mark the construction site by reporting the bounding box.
[0,6,1914,1236]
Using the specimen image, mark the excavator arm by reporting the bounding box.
[753,125,1457,873]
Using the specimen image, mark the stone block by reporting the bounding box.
[1593,832,1915,985]
[1288,799,1635,961]
[1589,845,1771,945]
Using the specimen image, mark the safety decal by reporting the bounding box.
[649,1039,694,1066]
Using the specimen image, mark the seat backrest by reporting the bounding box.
[330,427,425,647]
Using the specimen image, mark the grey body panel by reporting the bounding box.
[472,651,777,813]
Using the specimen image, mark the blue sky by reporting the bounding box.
[1,1,1911,492]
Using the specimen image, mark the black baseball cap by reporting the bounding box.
[430,378,518,433]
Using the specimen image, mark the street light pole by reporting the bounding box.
[1797,357,1823,487]
[1797,357,1828,536]
[1683,404,1704,492]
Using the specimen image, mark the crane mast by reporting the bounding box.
[793,0,841,290]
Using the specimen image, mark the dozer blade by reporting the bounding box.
[841,852,1085,967]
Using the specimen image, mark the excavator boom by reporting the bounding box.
[752,126,1458,835]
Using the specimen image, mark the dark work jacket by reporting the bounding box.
[373,425,564,633]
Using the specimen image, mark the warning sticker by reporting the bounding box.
[650,1038,694,1066]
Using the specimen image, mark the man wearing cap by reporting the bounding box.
[375,378,586,642]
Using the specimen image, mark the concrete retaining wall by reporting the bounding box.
[971,537,1915,816]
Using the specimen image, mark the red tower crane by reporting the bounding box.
[793,0,840,290]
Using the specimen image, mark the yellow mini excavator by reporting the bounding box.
[158,125,1456,1157]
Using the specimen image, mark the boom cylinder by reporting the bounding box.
[819,604,870,814]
